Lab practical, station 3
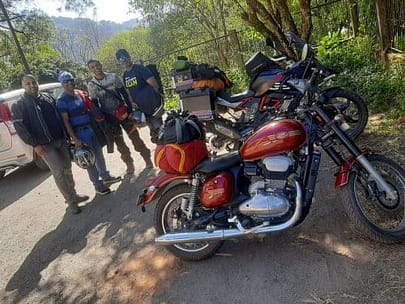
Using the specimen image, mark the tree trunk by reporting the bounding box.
[375,0,392,63]
[348,0,359,36]
[0,0,30,73]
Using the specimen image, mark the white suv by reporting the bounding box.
[0,83,63,179]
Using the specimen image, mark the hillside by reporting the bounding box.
[51,17,140,63]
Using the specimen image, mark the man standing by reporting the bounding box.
[87,59,153,174]
[115,49,163,144]
[11,74,89,215]
[56,71,121,195]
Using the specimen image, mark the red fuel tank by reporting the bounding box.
[240,119,307,161]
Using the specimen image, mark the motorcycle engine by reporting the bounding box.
[239,155,294,219]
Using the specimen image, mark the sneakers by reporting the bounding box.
[75,194,89,203]
[66,204,81,215]
[103,175,122,185]
[95,187,111,195]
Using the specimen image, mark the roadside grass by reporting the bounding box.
[357,113,405,165]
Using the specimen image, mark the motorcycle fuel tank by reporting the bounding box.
[240,119,307,161]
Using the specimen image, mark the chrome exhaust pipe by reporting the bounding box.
[155,178,302,245]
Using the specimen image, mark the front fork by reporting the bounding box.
[315,104,397,201]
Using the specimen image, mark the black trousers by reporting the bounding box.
[109,119,151,167]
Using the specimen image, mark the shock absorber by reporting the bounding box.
[184,173,201,220]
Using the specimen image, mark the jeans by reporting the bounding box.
[41,139,78,205]
[76,126,110,190]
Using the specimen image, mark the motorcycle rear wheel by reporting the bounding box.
[154,184,224,261]
[340,154,405,242]
[323,88,368,140]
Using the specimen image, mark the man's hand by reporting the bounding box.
[34,145,47,157]
[74,138,84,148]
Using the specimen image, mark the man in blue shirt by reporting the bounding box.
[56,71,120,196]
[115,49,163,144]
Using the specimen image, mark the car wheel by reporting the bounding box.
[0,170,5,179]
[34,156,50,171]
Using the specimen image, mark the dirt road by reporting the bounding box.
[1,129,404,304]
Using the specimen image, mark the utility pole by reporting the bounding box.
[0,0,30,73]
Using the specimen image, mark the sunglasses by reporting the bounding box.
[63,79,75,84]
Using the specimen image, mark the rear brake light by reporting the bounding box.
[0,103,17,135]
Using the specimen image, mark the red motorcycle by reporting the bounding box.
[138,45,404,261]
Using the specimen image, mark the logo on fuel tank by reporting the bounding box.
[266,130,303,143]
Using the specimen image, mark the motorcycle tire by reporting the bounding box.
[322,88,368,140]
[154,184,224,261]
[340,154,405,242]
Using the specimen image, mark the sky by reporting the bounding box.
[28,0,141,23]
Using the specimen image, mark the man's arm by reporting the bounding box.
[11,102,36,147]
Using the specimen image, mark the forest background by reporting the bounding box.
[0,0,404,119]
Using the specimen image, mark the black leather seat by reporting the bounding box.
[194,151,242,174]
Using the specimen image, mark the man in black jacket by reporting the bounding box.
[11,74,88,214]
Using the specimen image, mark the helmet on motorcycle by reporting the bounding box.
[129,109,146,127]
[73,146,95,169]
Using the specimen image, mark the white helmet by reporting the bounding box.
[129,109,147,127]
[73,146,95,169]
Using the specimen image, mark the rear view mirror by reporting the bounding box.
[301,44,309,61]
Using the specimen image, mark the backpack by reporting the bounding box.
[154,111,208,174]
[158,111,205,145]
[146,64,164,94]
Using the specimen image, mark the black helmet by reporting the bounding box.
[116,49,131,62]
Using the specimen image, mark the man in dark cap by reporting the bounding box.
[115,49,163,144]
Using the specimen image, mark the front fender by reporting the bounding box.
[137,171,192,207]
[335,150,373,188]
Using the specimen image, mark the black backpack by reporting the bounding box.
[146,64,164,94]
[158,111,205,145]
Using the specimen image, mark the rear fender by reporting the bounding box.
[137,171,192,208]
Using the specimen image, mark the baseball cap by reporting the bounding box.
[58,71,74,83]
[116,49,131,62]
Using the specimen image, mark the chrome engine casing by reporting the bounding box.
[239,155,294,219]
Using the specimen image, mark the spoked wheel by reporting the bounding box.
[340,154,405,242]
[154,184,223,261]
[323,88,368,140]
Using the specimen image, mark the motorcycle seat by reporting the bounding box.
[194,151,242,174]
[217,90,255,103]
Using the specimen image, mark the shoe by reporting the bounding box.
[103,176,122,185]
[67,204,81,215]
[96,187,111,195]
[75,194,89,203]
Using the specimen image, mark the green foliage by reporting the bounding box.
[316,34,405,116]
[225,66,249,95]
[97,28,154,74]
[317,34,376,71]
[334,64,405,115]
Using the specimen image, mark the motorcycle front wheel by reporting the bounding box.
[340,154,405,242]
[323,88,368,140]
[154,184,224,261]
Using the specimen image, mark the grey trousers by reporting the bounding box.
[41,139,77,205]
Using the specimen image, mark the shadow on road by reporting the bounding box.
[0,165,51,211]
[3,168,156,304]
